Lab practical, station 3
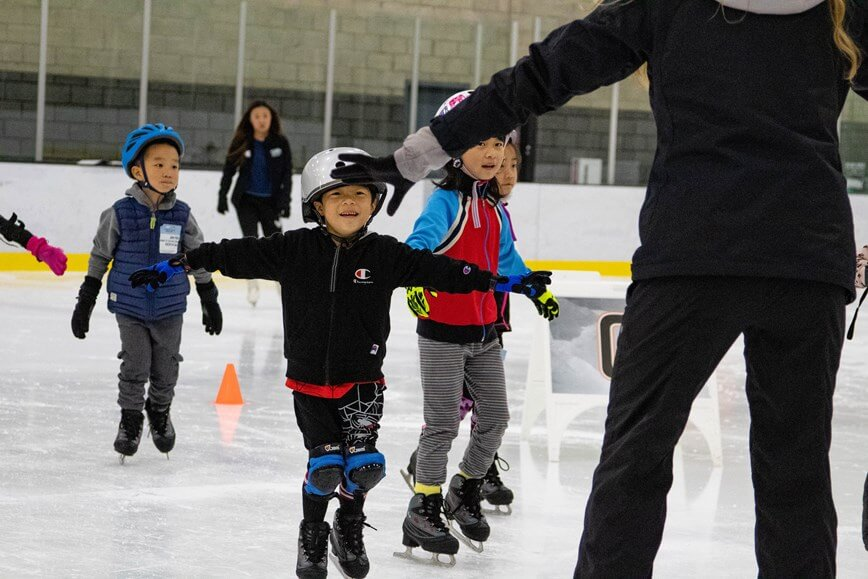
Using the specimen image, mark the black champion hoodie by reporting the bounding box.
[185,228,495,387]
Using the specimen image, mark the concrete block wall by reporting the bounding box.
[0,0,865,186]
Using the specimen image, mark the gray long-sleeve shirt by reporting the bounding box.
[87,184,211,284]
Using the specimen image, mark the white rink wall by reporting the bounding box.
[2,161,868,261]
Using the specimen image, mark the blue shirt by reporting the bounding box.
[246,140,272,198]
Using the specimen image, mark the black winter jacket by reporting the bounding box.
[218,133,293,213]
[185,228,495,387]
[430,0,868,301]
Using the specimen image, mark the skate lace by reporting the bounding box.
[463,479,484,519]
[485,456,510,487]
[121,412,142,438]
[302,525,329,563]
[150,409,169,435]
[423,495,450,532]
[339,515,376,553]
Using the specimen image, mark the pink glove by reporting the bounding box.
[26,236,68,276]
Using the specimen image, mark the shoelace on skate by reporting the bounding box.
[149,409,169,435]
[339,515,376,552]
[463,480,485,519]
[121,412,142,439]
[302,526,329,563]
[424,497,450,532]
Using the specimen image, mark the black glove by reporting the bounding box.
[129,254,188,292]
[330,153,415,216]
[196,281,222,336]
[217,194,229,215]
[0,212,33,247]
[71,276,102,339]
[280,206,290,219]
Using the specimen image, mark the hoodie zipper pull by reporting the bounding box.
[150,214,156,230]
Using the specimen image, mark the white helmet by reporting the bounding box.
[300,147,388,224]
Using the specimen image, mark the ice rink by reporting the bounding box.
[1,271,866,577]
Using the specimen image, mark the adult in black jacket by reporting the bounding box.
[132,147,551,578]
[333,1,868,577]
[218,100,293,305]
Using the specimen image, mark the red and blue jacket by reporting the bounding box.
[406,180,529,344]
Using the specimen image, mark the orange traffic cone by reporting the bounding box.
[215,363,244,405]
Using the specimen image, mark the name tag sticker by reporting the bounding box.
[159,224,182,254]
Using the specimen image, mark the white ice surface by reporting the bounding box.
[0,272,865,578]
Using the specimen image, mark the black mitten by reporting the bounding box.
[0,212,33,248]
[71,276,102,339]
[196,281,222,336]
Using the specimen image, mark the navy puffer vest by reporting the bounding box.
[107,197,190,321]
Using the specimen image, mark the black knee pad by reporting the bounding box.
[344,444,386,494]
[304,443,344,498]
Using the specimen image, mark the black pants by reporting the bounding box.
[293,384,385,451]
[236,195,281,238]
[575,277,846,579]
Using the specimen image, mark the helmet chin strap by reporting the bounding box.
[137,161,176,197]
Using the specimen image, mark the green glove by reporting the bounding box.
[531,290,559,321]
[406,286,437,318]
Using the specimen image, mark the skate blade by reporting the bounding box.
[399,469,415,493]
[446,520,484,553]
[392,546,456,567]
[118,454,127,465]
[482,504,512,516]
[328,553,354,579]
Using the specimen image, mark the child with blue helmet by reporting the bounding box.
[70,123,222,463]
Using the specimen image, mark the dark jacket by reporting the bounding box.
[430,0,868,302]
[219,133,293,213]
[185,228,495,390]
[107,197,190,321]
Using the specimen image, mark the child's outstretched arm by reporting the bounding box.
[129,232,292,291]
[0,212,67,276]
[496,205,559,320]
[388,238,550,298]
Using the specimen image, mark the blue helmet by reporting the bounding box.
[121,123,185,179]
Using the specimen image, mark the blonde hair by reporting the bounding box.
[829,0,861,80]
[598,0,862,83]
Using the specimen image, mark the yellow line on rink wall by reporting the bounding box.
[0,253,632,278]
[525,260,631,277]
[0,252,90,272]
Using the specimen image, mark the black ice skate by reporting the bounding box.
[394,492,458,567]
[297,520,330,579]
[329,508,373,578]
[114,409,144,464]
[481,454,514,515]
[399,449,417,493]
[145,398,175,457]
[443,474,490,552]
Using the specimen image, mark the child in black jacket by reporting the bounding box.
[130,147,550,579]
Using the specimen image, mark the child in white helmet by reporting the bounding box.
[129,146,551,578]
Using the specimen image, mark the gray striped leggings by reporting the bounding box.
[415,335,510,485]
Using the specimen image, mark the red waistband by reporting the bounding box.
[285,377,386,399]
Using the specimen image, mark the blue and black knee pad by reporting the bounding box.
[304,443,344,498]
[344,443,386,494]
